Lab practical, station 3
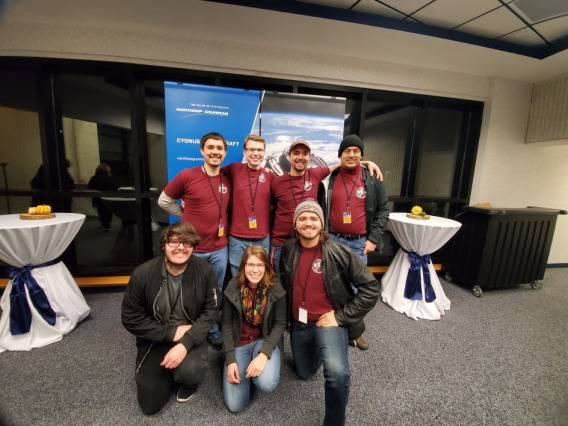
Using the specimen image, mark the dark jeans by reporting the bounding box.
[290,322,351,426]
[135,339,208,415]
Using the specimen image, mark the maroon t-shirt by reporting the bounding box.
[329,165,367,236]
[223,163,274,239]
[270,167,330,245]
[291,244,333,323]
[163,167,230,253]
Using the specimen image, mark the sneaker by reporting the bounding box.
[207,331,222,351]
[348,335,369,351]
[176,384,198,403]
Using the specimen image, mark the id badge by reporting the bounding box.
[343,211,352,224]
[218,224,224,237]
[248,216,257,229]
[298,307,308,324]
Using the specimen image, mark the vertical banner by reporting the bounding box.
[164,82,263,182]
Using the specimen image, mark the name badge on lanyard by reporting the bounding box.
[218,224,224,237]
[343,211,352,224]
[249,216,257,229]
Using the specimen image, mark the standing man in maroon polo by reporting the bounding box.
[158,131,231,351]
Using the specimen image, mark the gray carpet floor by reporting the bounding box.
[1,269,567,426]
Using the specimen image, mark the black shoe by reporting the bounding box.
[207,331,222,351]
[176,384,198,403]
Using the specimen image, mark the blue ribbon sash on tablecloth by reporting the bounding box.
[8,259,60,335]
[402,250,436,303]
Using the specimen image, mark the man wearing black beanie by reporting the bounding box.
[318,134,389,351]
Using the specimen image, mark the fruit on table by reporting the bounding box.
[411,205,423,215]
[34,205,52,214]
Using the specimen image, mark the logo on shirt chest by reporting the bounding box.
[304,181,313,191]
[258,173,266,183]
[219,183,228,194]
[356,187,366,199]
[312,259,322,274]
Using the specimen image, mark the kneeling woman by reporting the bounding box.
[221,245,286,412]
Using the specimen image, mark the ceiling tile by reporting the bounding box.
[532,15,568,43]
[498,27,547,46]
[352,0,406,19]
[412,0,504,29]
[378,0,433,17]
[458,5,525,38]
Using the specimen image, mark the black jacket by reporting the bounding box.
[121,255,219,357]
[319,166,389,250]
[280,237,380,334]
[221,277,287,365]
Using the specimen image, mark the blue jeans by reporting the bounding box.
[193,246,228,334]
[290,322,351,426]
[270,243,282,278]
[329,234,366,296]
[223,339,281,412]
[228,234,270,279]
[329,233,367,265]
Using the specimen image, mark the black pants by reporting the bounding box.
[135,340,208,415]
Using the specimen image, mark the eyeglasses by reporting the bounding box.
[245,148,265,153]
[245,262,265,270]
[167,240,192,248]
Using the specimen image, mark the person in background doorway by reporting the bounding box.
[121,222,219,415]
[88,163,118,230]
[30,159,75,212]
[221,245,286,412]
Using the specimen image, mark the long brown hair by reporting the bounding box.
[237,246,276,291]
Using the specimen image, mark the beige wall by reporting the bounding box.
[0,0,566,263]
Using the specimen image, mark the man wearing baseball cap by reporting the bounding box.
[270,140,383,277]
[280,201,380,426]
[318,134,389,350]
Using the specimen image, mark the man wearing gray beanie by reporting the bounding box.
[280,200,380,426]
[318,134,389,351]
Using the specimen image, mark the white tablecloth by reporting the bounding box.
[381,213,461,320]
[0,213,90,352]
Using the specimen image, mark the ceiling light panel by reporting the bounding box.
[509,0,568,23]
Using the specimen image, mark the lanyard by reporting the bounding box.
[288,172,307,206]
[339,169,361,211]
[203,166,223,222]
[246,166,261,216]
[294,245,320,305]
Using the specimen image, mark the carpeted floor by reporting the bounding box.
[1,269,567,426]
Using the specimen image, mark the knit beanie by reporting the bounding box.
[293,200,324,227]
[338,134,364,157]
